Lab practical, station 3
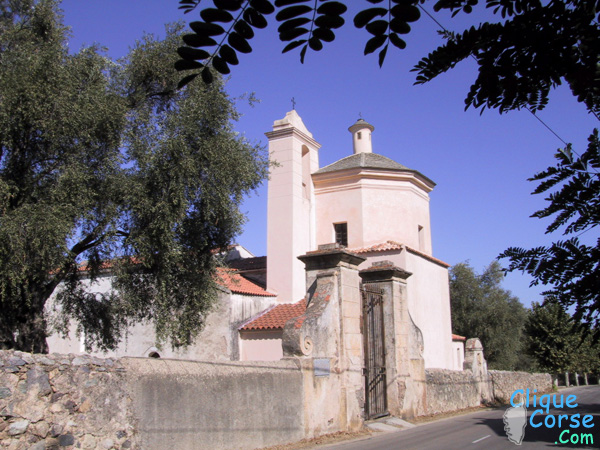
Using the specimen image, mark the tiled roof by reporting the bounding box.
[405,246,450,268]
[452,334,466,341]
[314,152,411,174]
[239,298,307,331]
[215,268,275,297]
[350,240,450,268]
[227,256,267,271]
[351,240,403,254]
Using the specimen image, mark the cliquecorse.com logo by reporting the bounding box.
[503,389,595,446]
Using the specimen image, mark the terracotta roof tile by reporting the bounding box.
[215,268,275,297]
[452,334,466,341]
[239,299,307,331]
[351,240,404,254]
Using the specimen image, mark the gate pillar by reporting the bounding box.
[359,261,427,418]
[285,244,366,431]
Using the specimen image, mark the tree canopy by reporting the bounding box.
[0,0,268,353]
[525,300,600,374]
[449,261,528,370]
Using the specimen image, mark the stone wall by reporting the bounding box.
[425,369,553,415]
[489,370,553,404]
[0,350,137,450]
[425,369,482,415]
[0,350,348,450]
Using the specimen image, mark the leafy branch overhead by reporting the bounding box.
[175,0,423,88]
[499,130,600,331]
[177,0,600,117]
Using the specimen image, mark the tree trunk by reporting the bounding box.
[565,372,570,387]
[575,373,580,386]
[584,373,589,385]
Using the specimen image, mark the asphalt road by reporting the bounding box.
[323,385,600,450]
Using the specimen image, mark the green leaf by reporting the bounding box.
[177,73,198,89]
[300,44,308,63]
[200,8,234,23]
[366,20,388,36]
[244,8,269,28]
[308,37,323,51]
[390,18,411,34]
[354,8,387,28]
[175,59,205,71]
[234,20,255,39]
[389,32,407,49]
[212,56,231,74]
[228,32,252,53]
[391,4,421,22]
[313,27,335,42]
[276,5,313,21]
[189,22,226,36]
[250,0,276,15]
[214,0,244,11]
[378,44,388,67]
[282,39,307,53]
[278,17,311,32]
[275,0,309,6]
[316,2,348,16]
[182,34,218,48]
[364,34,387,55]
[315,14,345,29]
[201,66,214,84]
[280,27,309,41]
[177,47,211,61]
[219,45,239,65]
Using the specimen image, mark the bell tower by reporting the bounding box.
[265,111,320,303]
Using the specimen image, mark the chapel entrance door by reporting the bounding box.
[361,284,388,420]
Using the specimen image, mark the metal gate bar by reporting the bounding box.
[362,284,388,420]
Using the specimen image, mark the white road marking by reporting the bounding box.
[472,435,491,444]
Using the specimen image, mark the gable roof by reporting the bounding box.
[239,298,306,331]
[215,268,275,297]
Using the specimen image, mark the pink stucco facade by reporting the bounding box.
[264,112,457,369]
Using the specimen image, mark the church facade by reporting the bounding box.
[47,110,461,371]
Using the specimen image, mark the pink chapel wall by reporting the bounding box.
[355,249,455,370]
[313,172,433,252]
[266,111,320,304]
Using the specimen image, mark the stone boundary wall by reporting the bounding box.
[0,350,137,450]
[0,350,310,450]
[425,369,483,415]
[425,368,552,416]
[489,370,553,404]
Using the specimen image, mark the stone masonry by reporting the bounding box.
[0,350,137,450]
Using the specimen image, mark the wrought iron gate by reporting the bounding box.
[361,284,388,420]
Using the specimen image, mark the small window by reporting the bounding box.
[357,132,362,140]
[148,351,161,358]
[334,223,348,247]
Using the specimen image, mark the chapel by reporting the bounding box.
[47,110,462,371]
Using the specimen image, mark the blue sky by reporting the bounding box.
[60,0,598,307]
